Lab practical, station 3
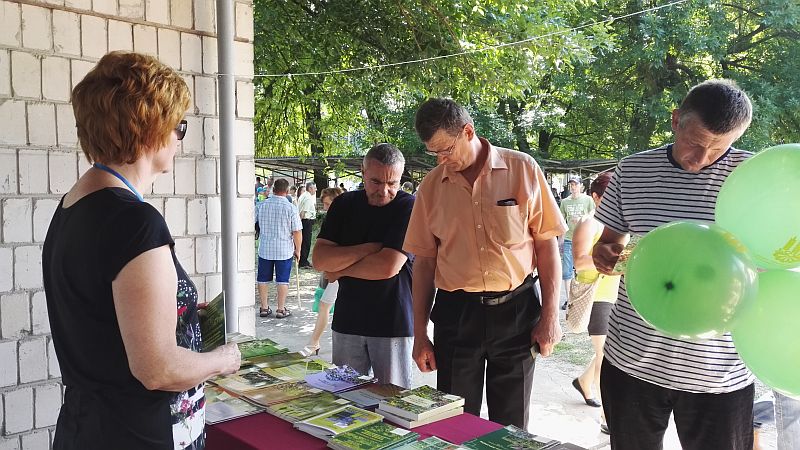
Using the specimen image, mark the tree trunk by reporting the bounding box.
[303,98,328,190]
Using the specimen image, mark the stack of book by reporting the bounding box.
[376,385,465,428]
[327,421,419,450]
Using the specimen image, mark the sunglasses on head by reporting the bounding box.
[175,120,188,140]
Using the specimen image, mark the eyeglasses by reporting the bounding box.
[175,120,188,140]
[424,128,463,157]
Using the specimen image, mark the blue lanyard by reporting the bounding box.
[93,163,144,202]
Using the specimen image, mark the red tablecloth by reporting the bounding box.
[206,411,503,449]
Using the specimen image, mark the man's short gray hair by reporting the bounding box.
[305,182,316,190]
[678,79,752,134]
[363,143,405,169]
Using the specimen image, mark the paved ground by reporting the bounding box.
[252,267,777,449]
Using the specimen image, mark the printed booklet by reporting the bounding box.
[460,425,558,450]
[267,390,353,423]
[305,365,376,393]
[378,385,464,421]
[327,421,419,450]
[204,385,264,424]
[244,381,323,407]
[337,383,406,409]
[294,405,383,440]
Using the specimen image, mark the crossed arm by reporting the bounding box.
[312,238,408,281]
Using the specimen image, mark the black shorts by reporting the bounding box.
[587,302,613,336]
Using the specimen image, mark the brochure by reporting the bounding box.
[327,421,419,450]
[267,391,353,423]
[379,385,465,421]
[295,405,383,440]
[460,425,558,450]
[204,384,264,424]
[305,365,375,393]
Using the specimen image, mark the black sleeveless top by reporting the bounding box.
[42,188,205,449]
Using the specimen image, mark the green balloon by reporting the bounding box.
[733,271,800,397]
[716,144,800,270]
[625,221,758,339]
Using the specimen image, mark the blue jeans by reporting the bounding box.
[561,239,574,280]
[776,391,800,450]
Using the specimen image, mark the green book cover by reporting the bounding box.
[244,381,322,407]
[337,383,406,408]
[268,391,353,422]
[211,366,292,393]
[460,425,558,450]
[393,436,460,450]
[204,385,264,424]
[243,352,307,369]
[379,385,464,420]
[328,421,419,450]
[296,405,383,438]
[263,358,336,381]
[199,292,226,352]
[238,338,289,359]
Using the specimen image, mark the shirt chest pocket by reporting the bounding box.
[489,204,528,246]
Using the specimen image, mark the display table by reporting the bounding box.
[206,411,504,449]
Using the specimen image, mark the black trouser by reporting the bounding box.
[600,359,754,450]
[431,276,540,428]
[300,218,314,265]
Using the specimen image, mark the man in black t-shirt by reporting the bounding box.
[312,143,415,388]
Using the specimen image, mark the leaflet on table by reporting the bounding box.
[244,380,323,407]
[294,405,383,440]
[460,425,559,449]
[241,351,307,369]
[266,391,353,422]
[336,383,406,409]
[305,365,376,393]
[379,385,465,420]
[238,338,289,359]
[263,358,336,381]
[204,385,264,424]
[210,366,293,394]
[327,421,419,450]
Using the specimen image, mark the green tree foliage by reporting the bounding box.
[253,0,800,170]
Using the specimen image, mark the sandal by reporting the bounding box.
[259,307,273,318]
[275,308,292,319]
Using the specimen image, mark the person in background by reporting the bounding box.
[255,176,264,193]
[339,182,347,192]
[302,187,345,356]
[313,144,416,387]
[593,79,755,449]
[559,175,595,306]
[256,178,302,319]
[404,98,565,428]
[298,182,317,268]
[568,172,619,434]
[42,51,240,450]
[287,185,298,205]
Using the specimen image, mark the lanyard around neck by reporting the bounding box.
[93,163,144,202]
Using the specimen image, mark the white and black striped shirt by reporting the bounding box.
[595,144,755,393]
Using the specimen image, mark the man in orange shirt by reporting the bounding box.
[403,98,566,428]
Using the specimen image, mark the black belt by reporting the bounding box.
[448,274,535,306]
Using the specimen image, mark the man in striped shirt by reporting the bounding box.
[592,79,755,449]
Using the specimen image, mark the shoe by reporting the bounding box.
[300,345,320,357]
[572,378,602,407]
[259,307,273,318]
[275,308,292,319]
[600,423,610,435]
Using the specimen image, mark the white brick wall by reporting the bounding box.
[0,2,21,47]
[11,52,41,99]
[0,248,12,292]
[26,103,56,147]
[4,387,33,434]
[0,100,27,145]
[19,338,48,383]
[3,198,33,242]
[14,246,42,290]
[0,2,256,443]
[81,14,108,59]
[21,5,52,51]
[108,19,134,51]
[0,341,17,387]
[42,57,71,102]
[52,10,81,56]
[0,149,18,194]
